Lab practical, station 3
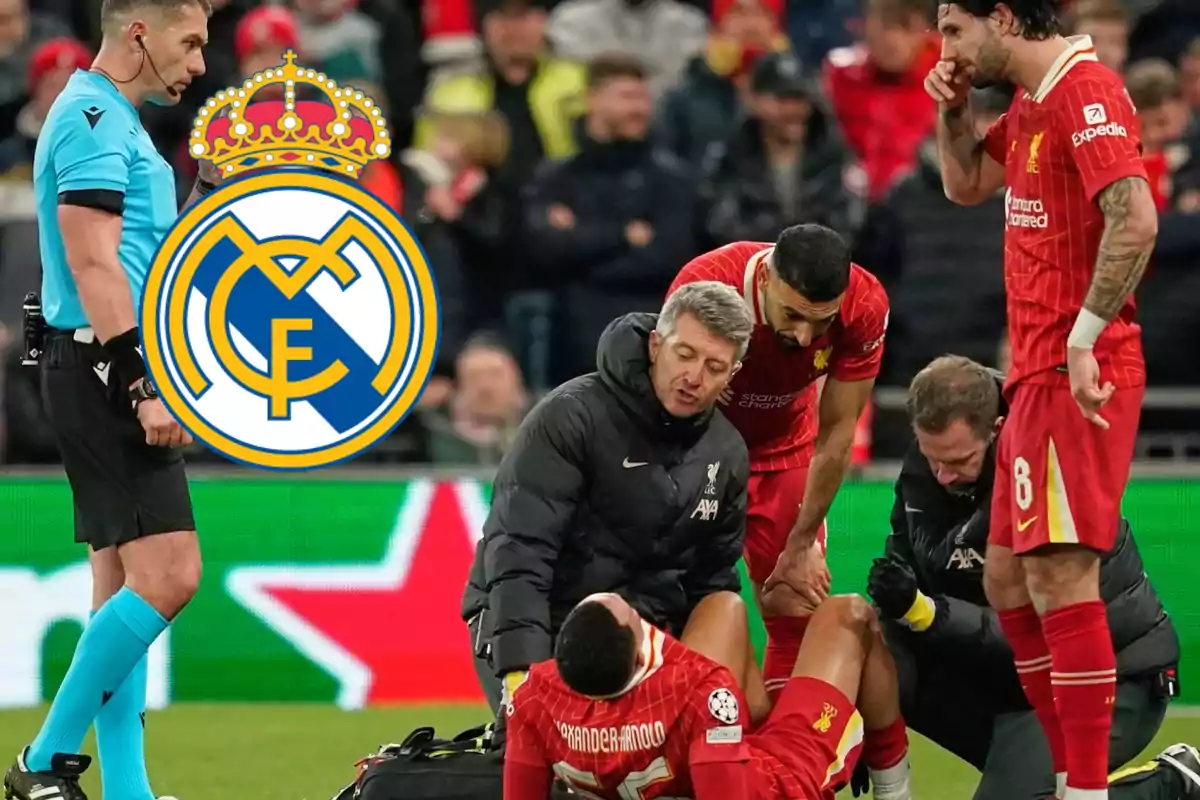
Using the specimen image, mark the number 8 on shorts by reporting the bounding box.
[1013,456,1034,512]
[989,383,1143,555]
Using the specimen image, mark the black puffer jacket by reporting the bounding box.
[886,373,1180,684]
[698,105,865,250]
[855,138,1006,386]
[521,131,697,382]
[461,313,750,676]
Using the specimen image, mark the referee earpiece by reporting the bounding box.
[134,32,179,98]
[90,30,177,98]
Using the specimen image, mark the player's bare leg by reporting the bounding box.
[854,606,910,798]
[118,531,202,619]
[986,542,1071,799]
[767,589,912,799]
[91,547,125,609]
[680,591,772,725]
[1024,544,1112,800]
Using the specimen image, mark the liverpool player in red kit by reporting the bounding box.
[667,224,889,698]
[503,590,912,800]
[928,3,1160,799]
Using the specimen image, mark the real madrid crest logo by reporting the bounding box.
[140,51,440,470]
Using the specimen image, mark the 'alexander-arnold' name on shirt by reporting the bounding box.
[556,720,668,753]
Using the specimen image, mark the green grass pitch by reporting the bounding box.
[1,705,1198,799]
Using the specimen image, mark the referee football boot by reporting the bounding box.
[1156,743,1200,797]
[3,748,90,800]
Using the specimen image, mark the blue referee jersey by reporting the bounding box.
[34,70,177,330]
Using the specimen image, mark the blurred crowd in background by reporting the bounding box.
[0,0,1197,466]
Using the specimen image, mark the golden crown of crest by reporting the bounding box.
[188,51,391,180]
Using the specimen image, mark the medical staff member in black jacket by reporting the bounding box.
[868,355,1198,800]
[462,281,754,713]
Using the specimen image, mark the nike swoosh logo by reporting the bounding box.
[622,458,648,468]
[904,504,922,514]
[1017,516,1039,532]
[93,362,110,385]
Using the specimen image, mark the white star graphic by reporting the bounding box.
[224,479,488,710]
[0,564,171,709]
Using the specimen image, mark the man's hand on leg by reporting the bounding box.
[760,542,828,701]
[761,582,822,619]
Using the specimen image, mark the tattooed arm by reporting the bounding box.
[1066,175,1157,423]
[937,105,1006,206]
[1060,82,1158,349]
[1082,176,1159,321]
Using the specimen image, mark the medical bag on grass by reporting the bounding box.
[331,723,574,800]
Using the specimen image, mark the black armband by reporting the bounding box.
[58,189,124,215]
[102,327,146,387]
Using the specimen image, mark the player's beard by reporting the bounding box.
[971,37,1010,88]
[774,330,802,349]
[764,297,802,348]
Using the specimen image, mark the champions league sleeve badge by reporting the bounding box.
[707,687,739,725]
[140,51,440,470]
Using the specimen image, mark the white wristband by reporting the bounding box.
[1067,309,1108,349]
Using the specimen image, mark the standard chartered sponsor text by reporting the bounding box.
[1007,195,1050,229]
[557,720,668,753]
[738,391,798,410]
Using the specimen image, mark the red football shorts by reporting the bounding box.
[744,461,828,585]
[991,381,1144,555]
[748,676,865,799]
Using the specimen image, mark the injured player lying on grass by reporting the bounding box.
[502,589,913,799]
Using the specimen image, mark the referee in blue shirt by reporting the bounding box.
[5,0,216,797]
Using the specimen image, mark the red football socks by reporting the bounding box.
[761,616,809,700]
[1043,600,1117,792]
[863,716,909,770]
[998,605,1067,775]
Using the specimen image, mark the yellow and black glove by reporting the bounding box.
[867,556,937,632]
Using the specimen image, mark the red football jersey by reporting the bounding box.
[983,35,1147,392]
[668,242,889,472]
[823,40,941,201]
[503,625,755,799]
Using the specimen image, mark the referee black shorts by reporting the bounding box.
[41,329,195,550]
